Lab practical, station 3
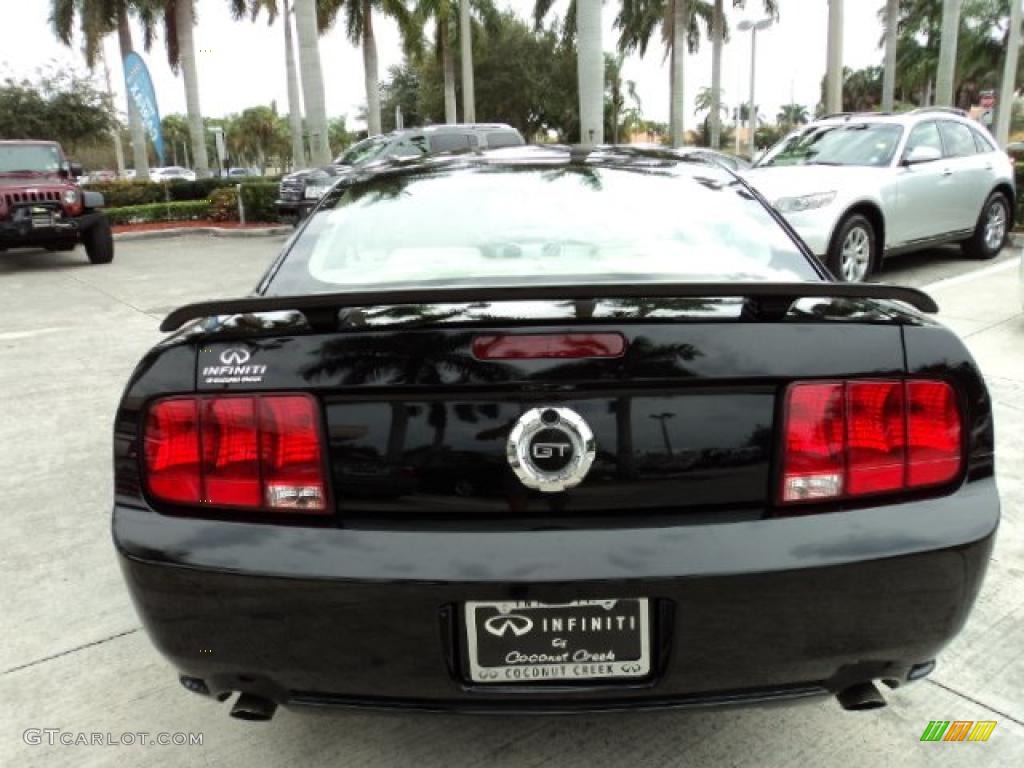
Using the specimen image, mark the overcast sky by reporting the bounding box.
[1,0,886,130]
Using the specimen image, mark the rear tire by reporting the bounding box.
[826,214,876,283]
[962,192,1010,260]
[83,216,114,264]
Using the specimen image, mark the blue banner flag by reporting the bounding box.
[123,52,165,166]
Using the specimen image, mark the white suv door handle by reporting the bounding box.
[942,168,954,176]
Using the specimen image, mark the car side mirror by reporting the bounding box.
[903,146,942,166]
[67,162,84,178]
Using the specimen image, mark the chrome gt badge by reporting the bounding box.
[507,407,596,493]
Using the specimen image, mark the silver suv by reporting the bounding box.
[744,108,1015,282]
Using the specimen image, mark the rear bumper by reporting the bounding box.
[114,477,998,713]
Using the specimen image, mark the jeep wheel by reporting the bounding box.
[826,214,876,283]
[962,192,1010,260]
[83,217,114,264]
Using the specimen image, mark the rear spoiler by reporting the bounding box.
[159,282,938,332]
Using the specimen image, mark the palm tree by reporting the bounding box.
[414,1,459,123]
[708,1,776,149]
[50,0,151,179]
[577,0,604,143]
[232,1,305,169]
[319,1,416,137]
[414,1,495,125]
[606,53,640,143]
[460,0,475,122]
[295,0,331,164]
[776,102,809,130]
[144,0,211,177]
[161,113,190,165]
[881,0,899,111]
[825,0,844,113]
[935,0,962,106]
[615,1,716,148]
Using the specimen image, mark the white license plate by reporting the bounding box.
[465,599,650,684]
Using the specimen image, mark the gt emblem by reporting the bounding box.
[484,614,534,638]
[506,407,596,493]
[532,442,571,459]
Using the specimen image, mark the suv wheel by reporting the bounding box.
[83,217,114,264]
[963,192,1010,260]
[827,214,876,283]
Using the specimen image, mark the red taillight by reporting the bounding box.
[906,380,962,487]
[143,394,327,514]
[144,399,200,504]
[472,333,627,360]
[781,379,962,504]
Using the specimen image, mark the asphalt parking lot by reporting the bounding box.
[1,235,1022,767]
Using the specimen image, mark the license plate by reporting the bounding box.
[30,207,53,228]
[465,599,650,684]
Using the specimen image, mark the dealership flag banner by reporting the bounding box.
[123,52,165,166]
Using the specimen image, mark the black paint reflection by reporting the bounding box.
[325,393,774,518]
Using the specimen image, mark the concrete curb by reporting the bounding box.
[113,225,291,242]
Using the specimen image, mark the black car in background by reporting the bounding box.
[116,146,996,721]
[275,123,524,222]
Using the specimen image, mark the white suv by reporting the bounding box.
[744,108,1015,282]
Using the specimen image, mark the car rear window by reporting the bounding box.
[268,164,818,295]
[486,131,523,148]
[971,126,996,153]
[938,121,978,158]
[428,133,472,153]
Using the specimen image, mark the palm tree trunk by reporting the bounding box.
[117,12,150,180]
[100,49,126,176]
[294,0,331,165]
[710,0,723,149]
[577,0,603,144]
[935,0,962,107]
[282,0,306,169]
[176,0,211,177]
[995,0,1022,146]
[362,0,382,136]
[825,0,844,114]
[670,0,686,147]
[441,22,457,124]
[881,0,898,112]
[460,0,475,123]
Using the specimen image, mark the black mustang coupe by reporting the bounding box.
[113,146,997,720]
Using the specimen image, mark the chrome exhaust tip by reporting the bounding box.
[836,681,887,711]
[229,693,277,721]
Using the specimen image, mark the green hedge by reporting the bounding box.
[105,201,209,226]
[239,182,279,222]
[87,176,279,207]
[87,181,165,207]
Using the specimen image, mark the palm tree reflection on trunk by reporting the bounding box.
[650,412,675,457]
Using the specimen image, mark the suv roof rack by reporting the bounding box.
[909,106,968,117]
[160,282,939,332]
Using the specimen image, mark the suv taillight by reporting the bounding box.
[780,379,962,504]
[143,394,327,514]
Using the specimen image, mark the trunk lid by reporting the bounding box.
[194,303,910,524]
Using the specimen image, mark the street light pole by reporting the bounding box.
[738,18,773,160]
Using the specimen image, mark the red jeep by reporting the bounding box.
[0,140,113,264]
